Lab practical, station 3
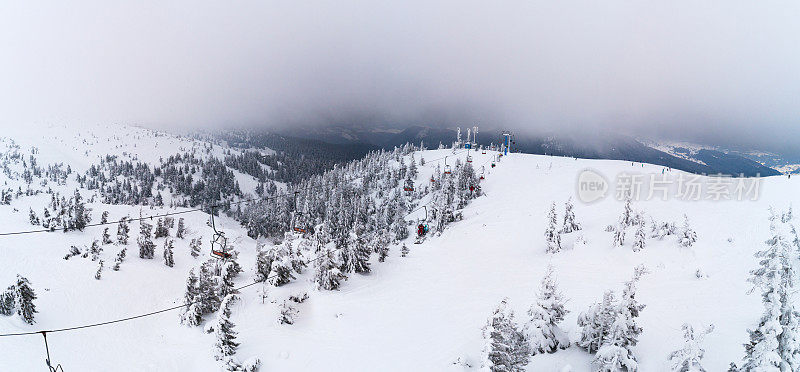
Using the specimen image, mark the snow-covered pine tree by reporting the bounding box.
[577,291,618,353]
[164,238,175,267]
[181,295,203,327]
[155,218,170,238]
[113,247,126,271]
[13,275,37,325]
[219,259,241,298]
[95,260,104,280]
[138,220,155,259]
[89,239,102,261]
[198,260,222,314]
[632,221,646,252]
[616,267,647,349]
[527,265,569,354]
[100,210,109,224]
[341,231,371,274]
[620,194,634,227]
[102,227,112,245]
[190,238,202,258]
[545,202,562,254]
[314,242,347,291]
[613,224,626,248]
[560,197,582,234]
[176,218,186,239]
[0,288,14,316]
[28,208,39,225]
[481,298,530,371]
[782,206,793,223]
[401,243,409,257]
[679,215,698,248]
[593,313,639,372]
[668,323,714,372]
[267,242,298,287]
[213,294,239,360]
[69,189,91,231]
[117,217,130,245]
[278,300,299,325]
[741,212,800,371]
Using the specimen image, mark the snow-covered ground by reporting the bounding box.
[0,128,796,371]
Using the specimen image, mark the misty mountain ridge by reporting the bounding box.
[270,124,783,177]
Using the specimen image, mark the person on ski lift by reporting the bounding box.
[417,223,427,237]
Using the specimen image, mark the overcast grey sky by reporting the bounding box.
[1,1,798,150]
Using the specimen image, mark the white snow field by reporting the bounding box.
[0,126,797,371]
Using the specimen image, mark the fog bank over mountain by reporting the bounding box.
[2,1,799,152]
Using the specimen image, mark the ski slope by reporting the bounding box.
[0,131,797,371]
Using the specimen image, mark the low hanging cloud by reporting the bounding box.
[1,1,798,150]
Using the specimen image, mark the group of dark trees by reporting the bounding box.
[78,152,242,212]
[28,189,92,232]
[0,275,37,325]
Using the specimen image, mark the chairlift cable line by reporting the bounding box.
[0,166,460,338]
[0,197,441,338]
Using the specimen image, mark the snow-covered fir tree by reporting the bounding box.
[113,247,126,271]
[28,208,39,225]
[481,298,530,372]
[100,210,109,224]
[545,202,562,254]
[560,197,582,234]
[616,267,648,350]
[613,224,626,248]
[117,217,130,245]
[13,275,37,325]
[577,291,618,353]
[739,211,800,371]
[341,231,371,274]
[401,243,409,257]
[176,217,186,239]
[182,295,204,327]
[267,241,300,286]
[620,194,634,228]
[632,221,646,252]
[0,288,14,316]
[190,238,202,258]
[154,217,170,238]
[668,323,714,372]
[164,238,175,267]
[213,294,240,360]
[278,300,299,325]
[95,260,104,280]
[102,227,113,245]
[90,239,102,261]
[527,265,569,354]
[314,240,347,291]
[592,313,639,372]
[679,215,698,248]
[138,220,156,259]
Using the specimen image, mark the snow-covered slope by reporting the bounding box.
[0,130,797,371]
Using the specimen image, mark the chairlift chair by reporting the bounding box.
[403,179,415,192]
[466,155,473,163]
[209,208,231,259]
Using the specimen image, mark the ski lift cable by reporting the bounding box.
[0,196,443,338]
[0,150,467,238]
